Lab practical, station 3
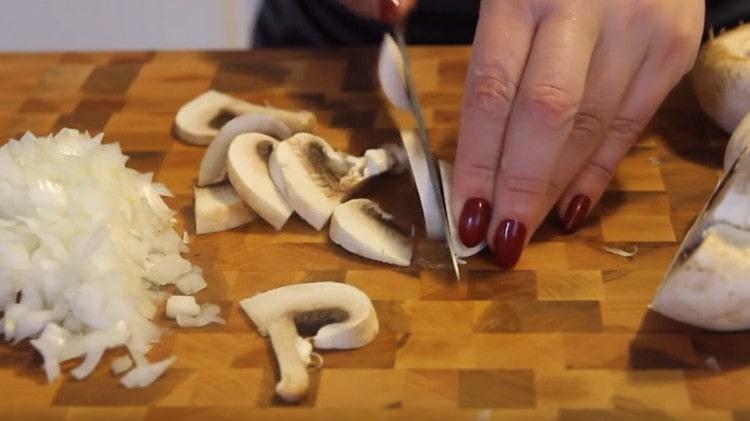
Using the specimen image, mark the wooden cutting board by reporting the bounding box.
[0,47,747,420]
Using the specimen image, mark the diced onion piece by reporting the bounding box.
[175,270,207,295]
[119,356,176,389]
[176,303,226,328]
[166,296,200,319]
[111,355,134,374]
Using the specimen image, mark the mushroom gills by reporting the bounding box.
[329,198,413,266]
[269,133,405,230]
[194,184,257,234]
[438,160,485,257]
[240,282,378,402]
[197,113,291,186]
[226,133,293,230]
[692,23,750,133]
[175,90,317,145]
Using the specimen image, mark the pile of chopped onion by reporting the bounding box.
[0,129,223,387]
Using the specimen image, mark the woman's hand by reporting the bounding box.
[451,0,705,268]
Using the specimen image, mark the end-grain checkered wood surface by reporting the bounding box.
[0,48,745,420]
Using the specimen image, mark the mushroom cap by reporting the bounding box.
[268,133,367,230]
[693,24,750,133]
[197,113,291,186]
[175,90,317,146]
[193,184,256,234]
[226,133,293,230]
[240,281,379,349]
[652,223,750,331]
[329,198,413,266]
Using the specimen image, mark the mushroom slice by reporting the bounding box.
[194,184,257,234]
[268,133,404,230]
[438,160,485,257]
[197,114,291,186]
[401,129,443,240]
[227,133,293,230]
[329,199,413,266]
[175,90,317,145]
[693,23,750,133]
[240,282,378,402]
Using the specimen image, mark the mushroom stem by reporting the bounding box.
[267,318,309,402]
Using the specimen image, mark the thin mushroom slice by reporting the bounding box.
[197,114,291,186]
[401,129,444,240]
[240,282,378,402]
[268,133,405,230]
[175,90,317,145]
[194,184,257,234]
[438,160,485,257]
[227,133,293,230]
[693,23,750,133]
[329,199,413,266]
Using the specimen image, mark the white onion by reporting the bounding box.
[0,129,222,387]
[165,295,200,318]
[111,355,134,374]
[175,303,225,328]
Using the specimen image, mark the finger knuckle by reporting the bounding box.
[569,111,605,141]
[465,67,517,115]
[523,83,580,125]
[583,159,616,185]
[499,173,549,200]
[608,116,643,143]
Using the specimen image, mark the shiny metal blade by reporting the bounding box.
[392,28,460,281]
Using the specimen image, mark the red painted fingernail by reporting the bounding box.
[562,194,591,233]
[458,198,492,247]
[380,0,400,22]
[493,219,526,269]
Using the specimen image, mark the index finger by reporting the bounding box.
[451,0,535,248]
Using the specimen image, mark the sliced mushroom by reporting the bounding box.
[194,184,257,234]
[268,133,404,230]
[438,160,485,257]
[329,199,413,266]
[240,281,378,402]
[197,114,291,186]
[693,23,750,133]
[226,133,293,230]
[377,33,410,110]
[175,90,317,145]
[401,129,444,240]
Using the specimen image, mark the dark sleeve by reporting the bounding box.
[706,0,750,31]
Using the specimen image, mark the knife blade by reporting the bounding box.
[386,28,461,280]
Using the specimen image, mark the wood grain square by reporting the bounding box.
[473,301,602,333]
[474,334,565,370]
[0,367,60,406]
[81,64,141,95]
[467,270,536,300]
[536,270,603,301]
[395,332,476,369]
[316,369,404,408]
[402,369,459,407]
[602,270,664,303]
[563,333,701,370]
[19,96,80,114]
[344,270,421,301]
[566,241,678,271]
[559,408,732,421]
[515,242,570,270]
[690,334,750,371]
[65,407,147,421]
[610,149,666,192]
[458,370,535,408]
[34,64,94,94]
[4,408,67,421]
[402,301,473,333]
[256,368,320,408]
[687,368,750,409]
[153,369,263,408]
[212,61,291,92]
[418,270,469,300]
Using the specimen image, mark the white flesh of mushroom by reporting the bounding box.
[197,114,291,186]
[240,281,379,402]
[268,133,403,230]
[401,129,444,240]
[329,199,413,266]
[175,90,317,146]
[377,33,410,110]
[194,184,257,235]
[227,133,294,230]
[438,160,485,257]
[692,23,750,133]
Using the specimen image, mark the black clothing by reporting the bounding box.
[253,0,750,48]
